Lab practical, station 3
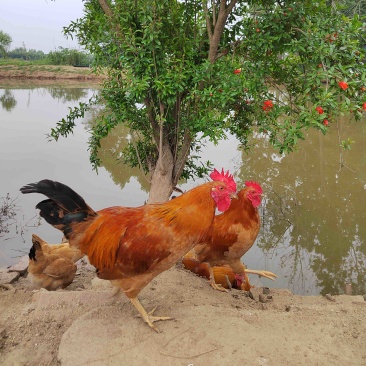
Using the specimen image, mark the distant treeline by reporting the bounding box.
[2,47,94,66]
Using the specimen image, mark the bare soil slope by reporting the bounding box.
[0,260,365,366]
[0,64,103,81]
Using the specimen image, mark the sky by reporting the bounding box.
[0,0,85,53]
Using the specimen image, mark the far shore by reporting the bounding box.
[0,64,104,82]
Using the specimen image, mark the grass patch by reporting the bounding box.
[0,61,103,81]
[0,58,50,66]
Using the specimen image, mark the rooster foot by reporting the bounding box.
[210,281,229,292]
[224,275,232,290]
[130,298,174,333]
[245,269,278,281]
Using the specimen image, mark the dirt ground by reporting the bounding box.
[0,258,366,366]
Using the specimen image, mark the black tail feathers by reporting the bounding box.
[21,179,97,238]
[29,237,41,261]
[20,180,90,212]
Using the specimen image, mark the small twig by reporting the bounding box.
[161,327,192,348]
[172,187,184,195]
[339,161,356,173]
[336,118,356,174]
[130,131,151,183]
[0,283,14,291]
[160,346,222,359]
[292,27,307,36]
[324,293,336,302]
[160,327,222,359]
[8,267,28,277]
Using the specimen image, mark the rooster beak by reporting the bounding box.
[230,192,238,199]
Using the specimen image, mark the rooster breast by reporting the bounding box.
[195,199,260,267]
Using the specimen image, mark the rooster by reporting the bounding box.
[20,169,236,332]
[183,181,277,291]
[28,234,80,291]
[182,256,251,291]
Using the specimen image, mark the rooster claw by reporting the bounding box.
[224,275,232,290]
[131,298,174,333]
[141,307,174,322]
[140,311,174,333]
[210,281,229,292]
[245,269,278,281]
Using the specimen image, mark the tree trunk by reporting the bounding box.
[147,145,175,204]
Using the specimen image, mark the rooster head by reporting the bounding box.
[234,273,244,287]
[210,168,237,193]
[245,180,263,208]
[210,168,237,212]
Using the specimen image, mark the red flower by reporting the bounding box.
[338,81,348,90]
[262,100,274,112]
[233,69,241,75]
[363,102,366,111]
[323,119,329,127]
[315,106,324,114]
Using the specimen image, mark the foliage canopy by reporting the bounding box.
[0,30,12,58]
[52,0,366,201]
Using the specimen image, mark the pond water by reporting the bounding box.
[0,83,365,296]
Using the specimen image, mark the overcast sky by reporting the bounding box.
[1,0,85,53]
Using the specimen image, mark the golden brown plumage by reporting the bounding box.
[20,170,236,331]
[28,234,80,291]
[183,181,277,291]
[182,256,251,291]
[32,234,84,262]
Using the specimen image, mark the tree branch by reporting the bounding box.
[130,131,150,182]
[97,0,113,17]
[97,0,138,58]
[145,96,160,147]
[208,0,237,63]
[203,1,213,41]
[158,102,166,172]
[174,129,192,184]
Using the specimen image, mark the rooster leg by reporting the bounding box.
[130,297,173,333]
[224,275,232,290]
[208,266,228,292]
[110,286,121,297]
[245,269,278,281]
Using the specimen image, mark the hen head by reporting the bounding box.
[210,168,237,212]
[245,181,263,208]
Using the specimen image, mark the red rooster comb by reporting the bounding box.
[210,168,237,192]
[245,180,263,194]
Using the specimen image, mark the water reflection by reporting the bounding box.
[97,124,151,193]
[48,87,89,103]
[0,89,17,111]
[238,122,366,295]
[0,83,93,114]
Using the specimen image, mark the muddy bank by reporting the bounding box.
[0,64,104,82]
